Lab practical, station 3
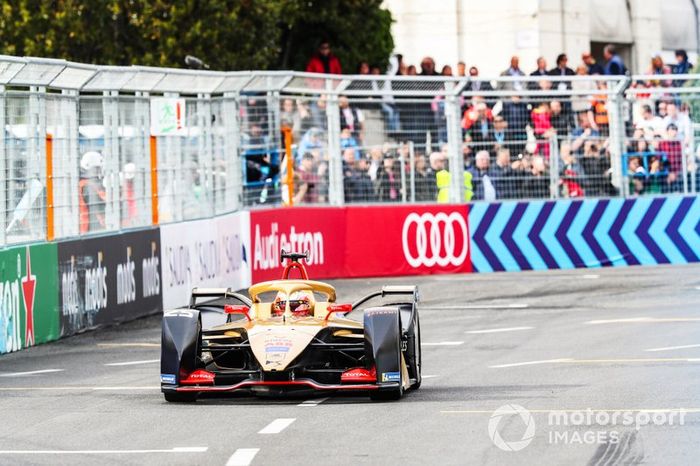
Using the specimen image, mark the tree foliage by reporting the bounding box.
[0,0,394,72]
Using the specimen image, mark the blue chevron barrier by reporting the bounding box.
[469,195,700,272]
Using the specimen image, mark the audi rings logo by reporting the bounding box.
[402,212,468,268]
[488,404,536,452]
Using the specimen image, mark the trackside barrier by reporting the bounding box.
[159,211,251,309]
[2,195,700,354]
[57,228,163,336]
[249,205,472,282]
[0,243,59,353]
[469,195,700,272]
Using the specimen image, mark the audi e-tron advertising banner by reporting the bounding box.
[345,205,471,277]
[249,205,470,281]
[249,207,346,282]
[58,228,163,336]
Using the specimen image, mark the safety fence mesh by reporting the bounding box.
[0,56,698,247]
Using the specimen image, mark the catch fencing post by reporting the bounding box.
[0,84,5,247]
[326,78,344,206]
[63,89,80,238]
[102,90,121,230]
[223,91,242,212]
[607,78,629,197]
[45,134,54,241]
[399,142,407,203]
[282,127,294,206]
[549,136,560,198]
[409,141,416,203]
[28,85,47,240]
[150,135,159,225]
[445,80,467,203]
[197,93,214,217]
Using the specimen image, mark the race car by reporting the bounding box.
[160,250,421,402]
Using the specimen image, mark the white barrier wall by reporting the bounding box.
[160,211,251,309]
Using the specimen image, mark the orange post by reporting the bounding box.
[282,127,294,206]
[45,134,54,241]
[150,135,159,224]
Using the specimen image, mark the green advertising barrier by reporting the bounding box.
[0,243,60,354]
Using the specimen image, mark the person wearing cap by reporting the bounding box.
[79,151,106,233]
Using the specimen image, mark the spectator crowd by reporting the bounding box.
[239,40,698,205]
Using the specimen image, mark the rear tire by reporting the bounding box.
[164,392,197,403]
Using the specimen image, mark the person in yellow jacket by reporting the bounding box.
[432,152,474,202]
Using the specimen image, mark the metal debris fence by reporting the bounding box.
[1,54,699,247]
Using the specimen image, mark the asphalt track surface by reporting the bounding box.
[1,264,700,465]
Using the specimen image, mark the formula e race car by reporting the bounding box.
[160,250,421,402]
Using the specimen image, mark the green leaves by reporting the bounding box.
[0,0,393,73]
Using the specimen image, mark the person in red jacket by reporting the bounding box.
[305,40,342,74]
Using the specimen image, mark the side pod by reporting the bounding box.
[160,309,201,385]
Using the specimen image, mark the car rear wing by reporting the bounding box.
[190,287,252,308]
[352,285,419,310]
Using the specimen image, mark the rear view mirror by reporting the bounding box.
[224,304,251,321]
[325,303,352,320]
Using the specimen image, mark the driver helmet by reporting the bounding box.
[271,291,314,318]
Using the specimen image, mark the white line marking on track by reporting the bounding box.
[583,274,599,279]
[104,359,160,366]
[423,341,464,346]
[422,304,528,310]
[466,326,533,334]
[0,369,64,377]
[226,448,260,466]
[422,375,439,379]
[97,343,160,348]
[0,447,207,454]
[587,317,700,324]
[490,358,574,368]
[645,344,700,352]
[490,358,700,368]
[258,418,296,434]
[297,397,328,407]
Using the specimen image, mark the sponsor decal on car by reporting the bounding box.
[264,337,293,366]
[265,346,291,352]
[160,374,176,384]
[381,371,401,382]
